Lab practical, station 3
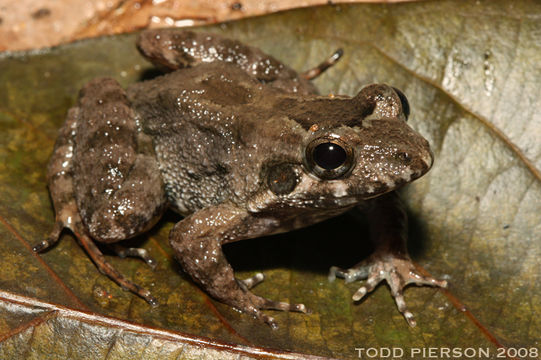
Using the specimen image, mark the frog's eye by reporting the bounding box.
[314,143,346,169]
[392,87,410,121]
[305,137,354,180]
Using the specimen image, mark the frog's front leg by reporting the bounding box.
[329,192,447,327]
[169,203,308,329]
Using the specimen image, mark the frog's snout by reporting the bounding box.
[420,135,435,173]
[423,147,434,171]
[414,136,434,174]
[407,140,433,181]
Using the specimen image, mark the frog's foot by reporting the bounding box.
[75,230,159,307]
[235,273,309,329]
[111,243,157,269]
[33,221,64,252]
[329,255,447,327]
[239,273,309,313]
[36,217,159,306]
[241,291,309,330]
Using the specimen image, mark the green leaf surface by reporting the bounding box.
[0,0,539,358]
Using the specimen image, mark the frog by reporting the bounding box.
[36,28,447,329]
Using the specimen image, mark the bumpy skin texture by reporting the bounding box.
[41,29,446,329]
[72,79,166,242]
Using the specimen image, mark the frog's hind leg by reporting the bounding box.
[33,221,63,252]
[76,230,158,305]
[39,215,159,305]
[136,29,320,95]
[34,106,81,253]
[37,79,165,306]
[72,78,167,244]
[72,79,166,305]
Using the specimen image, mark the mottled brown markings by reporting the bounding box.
[200,75,254,106]
[137,29,317,94]
[92,212,148,242]
[276,95,375,131]
[193,121,235,149]
[0,214,89,310]
[83,123,137,152]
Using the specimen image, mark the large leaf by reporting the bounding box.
[0,0,539,358]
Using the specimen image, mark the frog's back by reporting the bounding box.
[127,63,294,214]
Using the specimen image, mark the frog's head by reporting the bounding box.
[249,84,433,212]
[304,84,433,199]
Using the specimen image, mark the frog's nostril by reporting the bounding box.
[397,151,411,163]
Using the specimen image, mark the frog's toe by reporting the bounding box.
[260,313,278,330]
[229,278,309,329]
[250,293,309,314]
[330,256,447,327]
[33,220,64,252]
[237,299,280,329]
[248,300,307,329]
[238,272,265,290]
[328,265,369,283]
[111,244,157,269]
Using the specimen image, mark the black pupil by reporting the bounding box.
[313,142,347,170]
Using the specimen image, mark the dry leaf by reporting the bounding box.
[0,0,539,358]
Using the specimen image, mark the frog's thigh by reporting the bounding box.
[137,29,317,95]
[73,78,166,243]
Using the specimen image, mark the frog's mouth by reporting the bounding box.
[324,173,415,200]
[337,186,398,203]
[292,185,393,209]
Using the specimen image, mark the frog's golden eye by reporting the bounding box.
[392,87,410,121]
[305,137,354,180]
